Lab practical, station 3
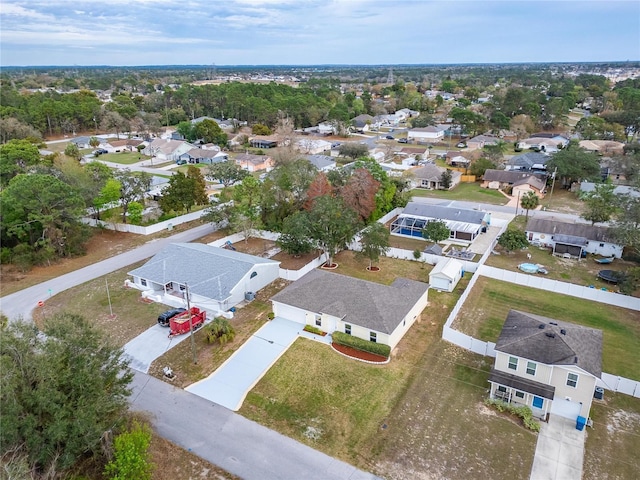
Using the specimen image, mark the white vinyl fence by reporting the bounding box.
[82,209,207,235]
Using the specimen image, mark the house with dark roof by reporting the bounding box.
[390,201,490,244]
[178,147,228,165]
[505,152,550,172]
[249,135,279,149]
[410,164,462,190]
[127,243,280,315]
[525,217,623,259]
[270,269,429,350]
[351,114,375,132]
[489,310,602,421]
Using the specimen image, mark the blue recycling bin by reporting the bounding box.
[576,416,586,431]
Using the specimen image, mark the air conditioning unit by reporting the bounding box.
[245,291,256,301]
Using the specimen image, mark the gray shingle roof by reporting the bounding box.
[525,217,617,243]
[128,243,279,301]
[495,310,602,377]
[412,164,462,182]
[401,201,486,225]
[271,269,428,334]
[483,169,547,185]
[507,152,550,170]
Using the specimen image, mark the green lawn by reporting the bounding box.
[453,277,640,379]
[99,152,149,164]
[410,183,509,205]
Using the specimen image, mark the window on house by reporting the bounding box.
[345,324,351,335]
[599,243,604,247]
[508,356,518,370]
[370,332,377,343]
[497,385,507,393]
[567,373,579,388]
[315,316,321,327]
[250,271,258,279]
[515,391,525,399]
[526,361,537,376]
[141,279,147,287]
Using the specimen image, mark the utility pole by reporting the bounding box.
[548,167,558,200]
[105,278,113,317]
[185,283,197,364]
[516,190,521,217]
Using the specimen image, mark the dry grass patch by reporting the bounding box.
[332,250,434,284]
[583,392,640,480]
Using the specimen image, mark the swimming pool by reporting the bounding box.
[518,263,539,274]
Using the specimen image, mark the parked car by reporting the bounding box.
[456,142,467,148]
[398,138,408,143]
[385,135,394,140]
[157,308,186,327]
[176,159,187,165]
[93,148,108,156]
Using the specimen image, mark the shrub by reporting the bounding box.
[332,331,391,358]
[303,324,324,335]
[205,317,236,345]
[104,421,154,480]
[267,312,275,320]
[484,398,540,432]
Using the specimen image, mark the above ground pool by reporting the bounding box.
[518,263,539,274]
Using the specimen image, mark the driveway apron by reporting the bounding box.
[530,414,586,480]
[186,317,311,410]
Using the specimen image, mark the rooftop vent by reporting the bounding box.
[574,356,578,364]
[560,329,567,335]
[545,332,556,338]
[538,324,545,329]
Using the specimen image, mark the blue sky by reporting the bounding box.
[1,0,638,66]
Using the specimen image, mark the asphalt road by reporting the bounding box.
[0,222,216,322]
[130,371,382,480]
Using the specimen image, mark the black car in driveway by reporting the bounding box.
[157,308,186,327]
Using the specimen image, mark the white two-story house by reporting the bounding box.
[489,310,602,422]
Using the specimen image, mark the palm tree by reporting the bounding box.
[520,191,539,219]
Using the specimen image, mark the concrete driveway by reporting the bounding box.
[530,414,586,480]
[124,321,210,373]
[187,317,329,410]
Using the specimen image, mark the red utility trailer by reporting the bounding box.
[168,307,206,338]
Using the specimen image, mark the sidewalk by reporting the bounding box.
[530,415,586,480]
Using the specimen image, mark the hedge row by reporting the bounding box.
[332,331,391,358]
[303,324,324,335]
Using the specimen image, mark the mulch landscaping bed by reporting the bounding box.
[332,343,388,363]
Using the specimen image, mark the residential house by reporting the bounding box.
[302,122,337,136]
[143,138,193,162]
[397,146,430,158]
[235,153,274,172]
[304,154,337,172]
[445,153,471,168]
[518,134,569,153]
[578,140,625,157]
[127,243,280,315]
[70,136,93,149]
[482,169,547,197]
[178,147,229,165]
[429,258,464,292]
[466,134,499,150]
[249,135,279,149]
[295,138,332,155]
[410,164,462,190]
[505,152,550,172]
[489,310,602,421]
[396,108,420,120]
[407,125,448,143]
[391,202,490,243]
[579,182,640,199]
[351,114,375,132]
[525,217,623,258]
[107,138,145,153]
[270,269,429,350]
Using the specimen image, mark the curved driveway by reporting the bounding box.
[0,223,216,322]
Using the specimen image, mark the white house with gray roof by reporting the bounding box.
[270,269,429,350]
[128,243,280,315]
[391,202,490,244]
[489,310,602,421]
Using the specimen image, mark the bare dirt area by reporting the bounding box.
[230,236,320,270]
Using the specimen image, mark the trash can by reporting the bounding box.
[594,387,604,400]
[576,416,586,431]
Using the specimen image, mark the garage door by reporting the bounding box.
[550,396,582,420]
[272,301,307,324]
